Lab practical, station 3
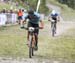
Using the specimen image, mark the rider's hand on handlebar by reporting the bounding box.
[48,19,50,21]
[58,19,60,22]
[39,26,44,29]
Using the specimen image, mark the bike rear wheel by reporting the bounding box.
[52,28,55,37]
[52,23,56,37]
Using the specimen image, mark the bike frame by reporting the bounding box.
[29,31,35,48]
[24,27,39,58]
[51,22,56,37]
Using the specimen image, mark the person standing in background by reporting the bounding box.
[17,9,23,25]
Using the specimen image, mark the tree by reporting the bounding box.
[15,0,49,14]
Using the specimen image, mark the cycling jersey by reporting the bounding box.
[25,12,41,24]
[49,13,59,23]
[51,13,58,18]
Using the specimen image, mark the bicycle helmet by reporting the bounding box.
[28,8,34,14]
[51,10,57,15]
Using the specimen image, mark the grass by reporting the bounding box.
[0,25,28,58]
[0,23,75,61]
[38,26,75,61]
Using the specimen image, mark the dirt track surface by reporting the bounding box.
[0,57,74,63]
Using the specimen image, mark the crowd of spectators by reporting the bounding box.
[0,9,18,26]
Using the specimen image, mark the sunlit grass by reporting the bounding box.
[0,25,29,58]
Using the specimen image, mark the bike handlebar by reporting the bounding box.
[23,27,42,32]
[24,27,42,30]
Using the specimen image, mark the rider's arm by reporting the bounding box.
[58,16,60,21]
[39,15,44,29]
[39,14,44,29]
[48,14,53,22]
[39,20,44,29]
[57,15,60,22]
[56,13,60,22]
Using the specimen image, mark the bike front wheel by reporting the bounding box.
[29,38,34,58]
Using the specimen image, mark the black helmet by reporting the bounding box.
[28,8,34,14]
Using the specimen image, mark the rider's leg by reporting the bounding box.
[54,22,57,33]
[27,23,31,42]
[34,33,38,50]
[32,35,36,48]
[35,33,38,47]
[51,22,53,29]
[34,29,39,50]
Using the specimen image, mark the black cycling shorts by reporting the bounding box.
[27,22,39,35]
[18,16,22,20]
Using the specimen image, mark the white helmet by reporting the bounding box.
[51,10,57,15]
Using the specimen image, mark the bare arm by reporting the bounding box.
[39,20,44,29]
[57,16,60,22]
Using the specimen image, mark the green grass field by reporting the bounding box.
[0,24,75,61]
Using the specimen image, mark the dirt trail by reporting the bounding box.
[42,21,75,37]
[56,21,75,36]
[46,3,61,13]
[0,57,73,63]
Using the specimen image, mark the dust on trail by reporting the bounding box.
[56,21,75,36]
[43,21,75,37]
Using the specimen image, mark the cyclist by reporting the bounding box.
[24,9,44,50]
[48,10,60,33]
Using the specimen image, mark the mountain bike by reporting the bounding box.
[51,20,56,37]
[24,27,39,58]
